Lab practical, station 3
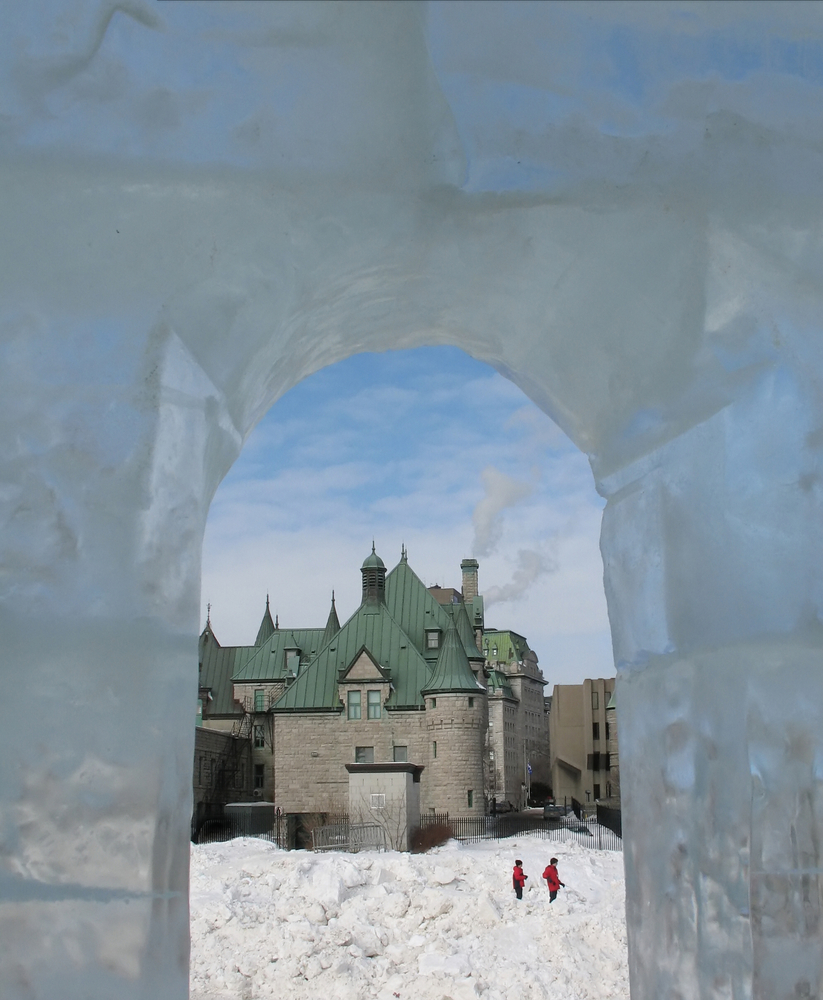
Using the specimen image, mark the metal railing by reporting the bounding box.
[311,822,387,853]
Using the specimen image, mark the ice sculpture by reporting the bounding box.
[1,2,822,998]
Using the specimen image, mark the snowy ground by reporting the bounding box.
[190,834,629,1000]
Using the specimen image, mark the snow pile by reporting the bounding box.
[190,835,628,1000]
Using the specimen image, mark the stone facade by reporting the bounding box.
[199,548,546,821]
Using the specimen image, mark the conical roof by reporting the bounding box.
[254,596,276,646]
[322,591,341,644]
[421,623,481,695]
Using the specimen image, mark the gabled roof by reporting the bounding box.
[422,623,483,696]
[272,600,430,712]
[384,555,455,663]
[254,597,276,647]
[232,628,327,683]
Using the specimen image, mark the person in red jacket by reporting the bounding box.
[542,857,565,902]
[512,859,528,900]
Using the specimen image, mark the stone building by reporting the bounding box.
[481,628,549,808]
[197,545,547,821]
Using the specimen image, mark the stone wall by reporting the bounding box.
[274,696,488,816]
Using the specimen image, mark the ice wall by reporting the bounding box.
[1,2,822,998]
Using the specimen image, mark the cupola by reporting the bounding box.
[361,542,386,605]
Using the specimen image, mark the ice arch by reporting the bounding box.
[2,2,823,998]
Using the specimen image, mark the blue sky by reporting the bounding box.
[201,346,613,687]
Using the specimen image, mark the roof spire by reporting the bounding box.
[255,597,276,646]
[401,542,407,562]
[323,589,341,642]
[275,614,279,629]
[206,602,211,626]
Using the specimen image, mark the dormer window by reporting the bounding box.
[285,650,300,675]
[426,629,441,650]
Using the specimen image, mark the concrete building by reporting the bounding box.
[549,677,616,806]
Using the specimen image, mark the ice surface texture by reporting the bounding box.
[1,3,822,998]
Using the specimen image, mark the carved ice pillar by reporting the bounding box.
[599,361,823,999]
[0,324,239,1000]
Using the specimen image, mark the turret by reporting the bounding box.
[422,624,486,816]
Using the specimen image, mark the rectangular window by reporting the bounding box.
[592,722,600,741]
[432,741,437,758]
[367,689,382,719]
[430,698,436,709]
[605,721,611,741]
[253,724,265,748]
[355,746,374,764]
[591,690,599,710]
[593,783,601,800]
[426,630,440,649]
[468,697,474,708]
[347,690,361,720]
[369,793,386,810]
[253,763,265,789]
[467,789,473,808]
[254,688,265,712]
[393,745,408,763]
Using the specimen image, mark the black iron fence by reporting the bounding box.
[193,807,288,846]
[596,803,622,838]
[193,808,623,852]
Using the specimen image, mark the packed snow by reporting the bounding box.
[190,835,628,1000]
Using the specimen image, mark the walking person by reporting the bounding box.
[512,859,528,900]
[542,857,565,902]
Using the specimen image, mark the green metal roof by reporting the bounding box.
[421,623,482,695]
[486,668,515,700]
[361,542,385,569]
[384,556,455,664]
[199,627,258,716]
[232,628,327,683]
[272,599,431,712]
[444,600,486,662]
[482,628,532,662]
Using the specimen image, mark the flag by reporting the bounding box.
[527,762,532,775]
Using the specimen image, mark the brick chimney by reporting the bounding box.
[461,558,479,603]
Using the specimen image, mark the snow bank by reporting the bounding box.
[190,835,628,1000]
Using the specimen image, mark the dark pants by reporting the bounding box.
[549,889,558,902]
[514,884,523,899]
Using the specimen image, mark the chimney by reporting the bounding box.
[461,558,479,603]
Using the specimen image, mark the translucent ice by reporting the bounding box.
[1,3,823,998]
